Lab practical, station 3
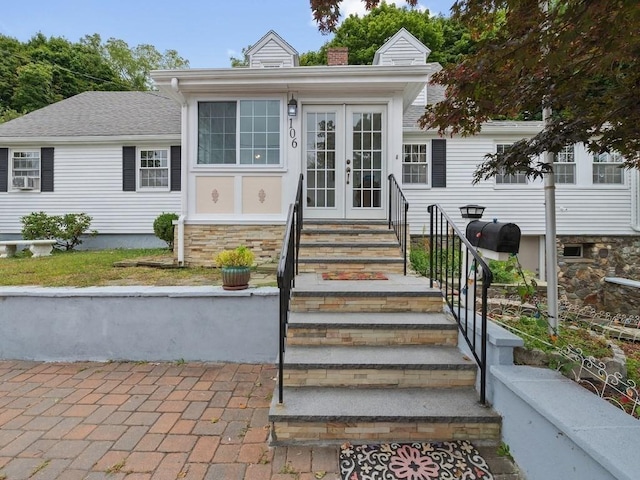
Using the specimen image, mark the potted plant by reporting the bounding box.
[215,245,255,290]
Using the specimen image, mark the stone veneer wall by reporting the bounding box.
[557,235,640,309]
[181,224,285,266]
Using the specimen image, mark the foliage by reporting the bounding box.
[0,106,22,124]
[310,0,419,33]
[301,3,473,67]
[230,45,252,67]
[153,212,179,249]
[488,258,519,284]
[0,32,188,115]
[410,240,461,277]
[420,0,640,180]
[0,248,220,287]
[21,211,97,251]
[499,315,611,360]
[215,246,255,268]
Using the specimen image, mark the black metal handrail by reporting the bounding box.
[427,204,493,404]
[276,174,304,404]
[388,174,409,275]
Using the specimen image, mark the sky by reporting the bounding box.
[0,0,456,68]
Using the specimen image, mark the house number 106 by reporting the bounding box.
[289,119,297,148]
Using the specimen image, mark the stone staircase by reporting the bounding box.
[298,220,405,274]
[269,220,501,446]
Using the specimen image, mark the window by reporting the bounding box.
[554,145,575,184]
[495,144,527,184]
[197,100,280,165]
[563,245,583,258]
[593,152,624,184]
[402,144,428,184]
[139,149,169,189]
[11,150,40,190]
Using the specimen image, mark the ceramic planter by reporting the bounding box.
[221,266,251,290]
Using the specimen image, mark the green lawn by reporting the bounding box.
[0,248,220,287]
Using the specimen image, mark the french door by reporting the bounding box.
[304,105,386,219]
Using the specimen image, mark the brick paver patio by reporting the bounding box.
[0,360,520,479]
[0,361,340,480]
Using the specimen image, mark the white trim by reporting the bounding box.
[9,148,41,193]
[373,27,431,65]
[0,134,180,146]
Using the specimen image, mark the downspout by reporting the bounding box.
[172,77,188,266]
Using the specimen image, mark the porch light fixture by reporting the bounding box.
[459,204,486,219]
[287,95,298,117]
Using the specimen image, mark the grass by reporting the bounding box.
[0,248,221,287]
[497,315,611,359]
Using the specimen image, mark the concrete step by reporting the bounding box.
[299,242,402,258]
[290,273,442,313]
[303,220,389,230]
[282,345,476,388]
[298,257,405,274]
[287,312,458,346]
[269,387,501,445]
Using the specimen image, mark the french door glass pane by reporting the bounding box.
[351,112,382,208]
[306,112,336,207]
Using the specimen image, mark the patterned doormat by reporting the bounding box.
[339,441,494,480]
[322,272,389,280]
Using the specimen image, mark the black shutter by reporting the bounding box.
[170,145,181,191]
[432,139,447,188]
[0,148,7,192]
[41,147,54,192]
[123,146,136,191]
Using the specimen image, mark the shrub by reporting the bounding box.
[153,212,179,249]
[215,246,255,268]
[21,212,97,251]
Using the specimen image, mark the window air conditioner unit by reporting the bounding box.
[12,176,36,190]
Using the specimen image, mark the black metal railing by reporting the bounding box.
[427,204,493,404]
[276,174,304,404]
[388,174,409,275]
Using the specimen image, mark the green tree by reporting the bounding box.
[230,45,251,67]
[302,3,471,67]
[12,63,59,112]
[99,36,189,90]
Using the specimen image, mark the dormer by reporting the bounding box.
[373,28,431,66]
[246,30,299,68]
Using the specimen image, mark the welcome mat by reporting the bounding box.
[340,441,494,480]
[322,272,389,280]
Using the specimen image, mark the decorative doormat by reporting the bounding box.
[339,441,494,480]
[322,272,389,281]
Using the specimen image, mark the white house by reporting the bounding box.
[0,91,182,248]
[1,28,637,296]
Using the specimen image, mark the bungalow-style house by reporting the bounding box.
[1,28,638,298]
[150,28,640,296]
[0,91,181,248]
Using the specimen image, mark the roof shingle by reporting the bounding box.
[0,91,180,138]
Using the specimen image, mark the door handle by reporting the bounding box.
[346,166,351,185]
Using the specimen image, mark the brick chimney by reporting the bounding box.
[327,47,348,66]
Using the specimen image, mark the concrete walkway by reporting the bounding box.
[0,361,521,480]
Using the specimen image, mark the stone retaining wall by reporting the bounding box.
[558,235,640,309]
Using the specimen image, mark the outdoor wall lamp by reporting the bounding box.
[459,204,486,219]
[287,94,298,117]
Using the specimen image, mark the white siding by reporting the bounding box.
[249,39,295,68]
[0,145,180,234]
[400,135,635,236]
[377,37,427,67]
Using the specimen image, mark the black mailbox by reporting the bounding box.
[466,220,521,254]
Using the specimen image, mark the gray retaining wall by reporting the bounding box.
[0,286,279,363]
